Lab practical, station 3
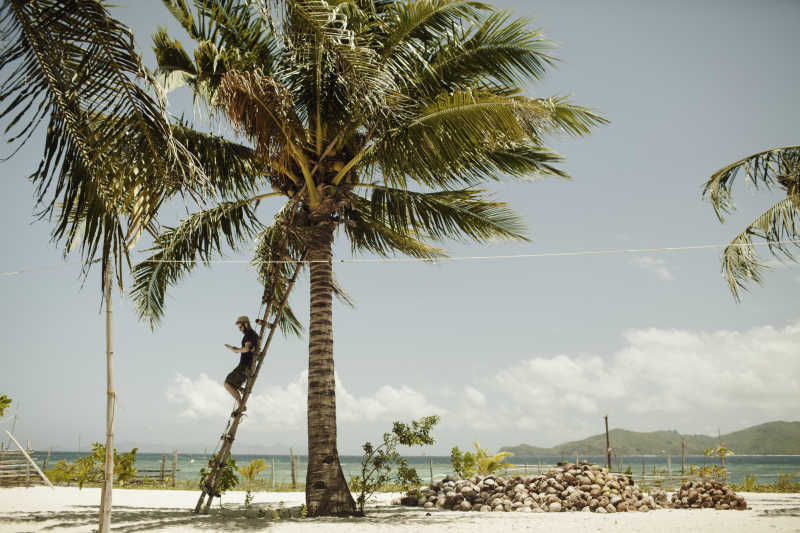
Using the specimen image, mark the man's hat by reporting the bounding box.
[235,315,250,325]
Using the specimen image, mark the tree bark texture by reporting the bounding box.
[305,222,356,516]
[98,267,114,533]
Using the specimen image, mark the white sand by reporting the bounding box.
[1,486,799,532]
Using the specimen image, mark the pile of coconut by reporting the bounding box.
[396,462,662,513]
[670,479,746,510]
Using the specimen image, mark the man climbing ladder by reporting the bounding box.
[223,316,259,415]
[194,253,305,514]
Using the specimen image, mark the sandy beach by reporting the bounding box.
[0,487,798,532]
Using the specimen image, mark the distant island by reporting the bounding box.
[500,421,800,456]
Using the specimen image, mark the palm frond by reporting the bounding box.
[364,186,528,243]
[703,145,800,221]
[252,209,305,336]
[381,0,489,57]
[131,198,263,326]
[171,121,266,199]
[720,195,800,301]
[152,27,198,93]
[0,0,205,285]
[402,11,556,98]
[344,195,447,259]
[370,90,603,187]
[215,68,302,160]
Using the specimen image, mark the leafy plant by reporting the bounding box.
[777,471,799,491]
[473,442,514,475]
[355,415,439,514]
[237,459,269,508]
[742,474,757,491]
[199,454,239,499]
[450,446,477,478]
[44,443,137,488]
[0,395,10,417]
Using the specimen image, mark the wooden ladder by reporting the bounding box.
[193,256,304,513]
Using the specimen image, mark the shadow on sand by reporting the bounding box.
[0,504,460,532]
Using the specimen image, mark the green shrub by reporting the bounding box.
[355,415,439,514]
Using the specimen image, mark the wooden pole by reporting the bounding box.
[271,457,275,487]
[160,455,166,483]
[604,415,612,471]
[172,451,177,487]
[290,448,296,488]
[43,447,52,470]
[25,440,30,486]
[429,458,433,484]
[681,438,686,475]
[98,266,114,533]
[667,455,671,476]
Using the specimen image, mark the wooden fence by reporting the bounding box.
[0,447,40,487]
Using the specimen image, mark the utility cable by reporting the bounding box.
[1,239,800,276]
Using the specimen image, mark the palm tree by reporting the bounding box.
[703,146,800,300]
[133,0,605,515]
[0,1,204,531]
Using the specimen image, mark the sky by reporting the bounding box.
[1,0,799,455]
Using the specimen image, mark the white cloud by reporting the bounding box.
[167,321,800,448]
[630,255,674,280]
[447,320,800,440]
[166,370,444,429]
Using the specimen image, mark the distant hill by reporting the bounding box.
[501,421,800,456]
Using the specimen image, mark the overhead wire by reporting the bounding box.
[1,239,800,277]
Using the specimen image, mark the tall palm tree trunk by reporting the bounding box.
[99,266,114,532]
[305,222,356,516]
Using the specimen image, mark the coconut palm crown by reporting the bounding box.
[132,0,606,515]
[703,146,800,300]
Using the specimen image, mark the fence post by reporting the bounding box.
[428,458,433,485]
[290,448,296,489]
[604,415,612,471]
[271,457,275,487]
[172,451,177,487]
[667,455,671,477]
[43,447,52,470]
[160,455,166,483]
[681,439,686,475]
[641,462,645,484]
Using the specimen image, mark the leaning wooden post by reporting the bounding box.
[160,455,166,483]
[290,448,296,488]
[98,265,115,533]
[681,438,686,475]
[604,415,612,471]
[25,440,31,486]
[3,431,53,488]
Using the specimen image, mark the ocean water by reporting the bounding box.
[31,451,800,486]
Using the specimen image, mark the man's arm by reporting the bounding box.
[224,341,255,354]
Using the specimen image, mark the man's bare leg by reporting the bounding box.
[224,382,245,411]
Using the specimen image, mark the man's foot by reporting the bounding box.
[231,405,247,417]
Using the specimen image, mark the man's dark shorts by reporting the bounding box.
[225,366,248,389]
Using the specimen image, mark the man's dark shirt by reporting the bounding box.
[238,328,259,370]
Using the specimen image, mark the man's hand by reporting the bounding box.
[224,344,236,351]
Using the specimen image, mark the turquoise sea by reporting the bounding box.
[33,452,800,486]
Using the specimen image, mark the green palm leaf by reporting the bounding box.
[720,195,800,301]
[0,0,205,284]
[131,198,264,326]
[364,186,528,243]
[703,145,800,220]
